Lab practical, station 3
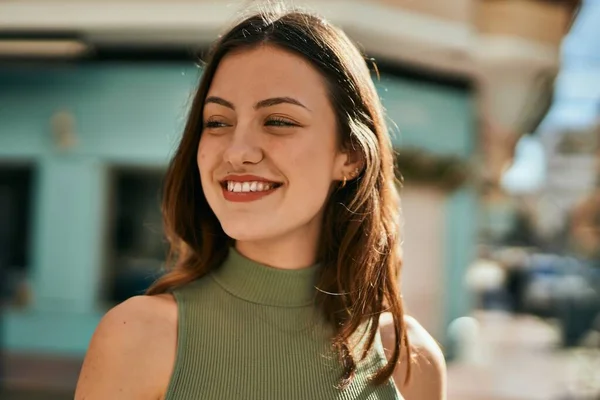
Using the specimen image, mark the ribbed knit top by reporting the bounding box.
[164,247,401,400]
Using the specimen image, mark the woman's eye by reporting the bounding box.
[203,120,229,129]
[265,117,298,127]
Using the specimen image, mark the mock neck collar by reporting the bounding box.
[210,247,321,307]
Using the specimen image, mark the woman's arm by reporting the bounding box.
[75,294,177,400]
[380,313,447,400]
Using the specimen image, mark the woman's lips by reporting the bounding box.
[221,184,279,202]
[220,175,282,203]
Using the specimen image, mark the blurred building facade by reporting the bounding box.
[0,0,584,398]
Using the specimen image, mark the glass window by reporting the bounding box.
[0,165,34,308]
[102,167,167,305]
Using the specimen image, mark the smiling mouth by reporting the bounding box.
[221,180,283,193]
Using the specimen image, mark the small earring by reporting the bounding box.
[353,167,360,178]
[340,175,347,188]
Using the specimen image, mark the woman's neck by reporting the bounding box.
[235,232,319,270]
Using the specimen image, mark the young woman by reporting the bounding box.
[76,7,446,400]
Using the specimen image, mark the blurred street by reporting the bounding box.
[1,0,599,399]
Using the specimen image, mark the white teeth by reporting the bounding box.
[225,181,277,193]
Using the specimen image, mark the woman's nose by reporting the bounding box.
[222,128,263,167]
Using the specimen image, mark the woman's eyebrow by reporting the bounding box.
[205,96,235,110]
[204,96,312,112]
[255,97,311,112]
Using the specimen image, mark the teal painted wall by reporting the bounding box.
[376,76,474,157]
[0,63,475,354]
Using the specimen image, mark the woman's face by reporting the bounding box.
[198,45,352,246]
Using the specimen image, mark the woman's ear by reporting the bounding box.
[334,147,364,182]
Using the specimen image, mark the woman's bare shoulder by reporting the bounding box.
[75,294,178,400]
[379,313,447,400]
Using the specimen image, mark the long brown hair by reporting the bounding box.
[147,6,410,388]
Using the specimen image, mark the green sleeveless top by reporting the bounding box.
[165,247,401,400]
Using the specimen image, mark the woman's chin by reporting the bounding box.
[221,223,277,243]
